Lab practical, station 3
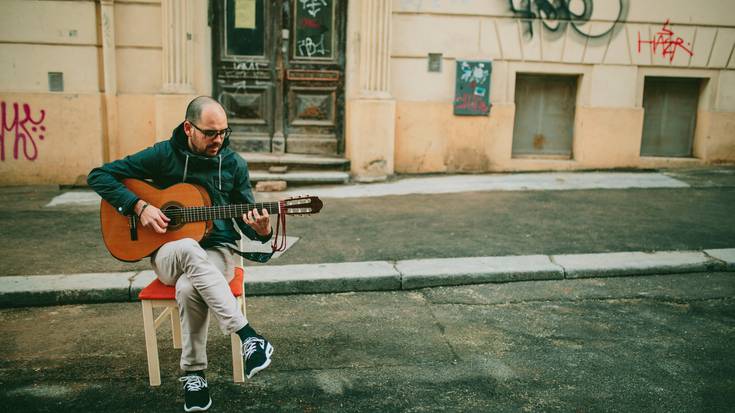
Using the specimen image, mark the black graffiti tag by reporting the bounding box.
[509,0,628,39]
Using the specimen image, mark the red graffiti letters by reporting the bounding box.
[1,101,47,161]
[637,19,693,63]
[454,93,489,113]
[301,17,321,29]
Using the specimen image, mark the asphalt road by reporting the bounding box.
[1,272,733,412]
[1,169,734,276]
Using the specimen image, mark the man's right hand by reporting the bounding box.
[134,199,170,233]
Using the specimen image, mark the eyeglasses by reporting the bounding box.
[189,122,232,139]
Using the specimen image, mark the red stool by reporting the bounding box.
[139,267,246,386]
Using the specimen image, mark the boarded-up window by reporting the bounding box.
[641,77,700,157]
[512,74,577,158]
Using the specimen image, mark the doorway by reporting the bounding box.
[512,74,578,159]
[212,0,346,155]
[640,77,700,157]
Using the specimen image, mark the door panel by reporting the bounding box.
[641,77,699,157]
[293,0,336,61]
[224,0,266,56]
[212,0,345,155]
[213,0,277,152]
[284,0,345,154]
[512,74,577,158]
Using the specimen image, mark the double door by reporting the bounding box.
[212,0,345,155]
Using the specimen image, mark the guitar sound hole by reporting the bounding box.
[163,205,183,230]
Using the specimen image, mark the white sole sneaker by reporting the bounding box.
[184,397,212,412]
[246,342,274,379]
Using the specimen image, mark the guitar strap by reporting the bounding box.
[227,211,288,263]
[226,248,275,263]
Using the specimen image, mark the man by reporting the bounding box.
[88,96,273,412]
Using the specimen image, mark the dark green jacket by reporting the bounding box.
[87,122,271,249]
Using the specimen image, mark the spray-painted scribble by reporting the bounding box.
[297,34,329,57]
[637,19,693,63]
[234,61,263,71]
[1,101,47,161]
[509,0,628,39]
[301,17,322,29]
[299,0,328,18]
[216,61,270,117]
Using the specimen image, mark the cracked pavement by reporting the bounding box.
[1,272,733,412]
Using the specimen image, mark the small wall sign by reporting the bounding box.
[453,60,492,116]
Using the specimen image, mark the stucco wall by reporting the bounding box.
[0,93,104,185]
[0,0,210,185]
[390,0,735,173]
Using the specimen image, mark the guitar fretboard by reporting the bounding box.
[165,202,281,223]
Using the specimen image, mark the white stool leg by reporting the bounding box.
[141,300,161,386]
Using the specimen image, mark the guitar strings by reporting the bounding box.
[163,202,282,221]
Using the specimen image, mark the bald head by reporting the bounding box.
[185,96,225,124]
[183,96,229,156]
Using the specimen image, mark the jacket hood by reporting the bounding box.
[169,121,234,160]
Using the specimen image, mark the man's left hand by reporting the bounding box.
[243,208,271,237]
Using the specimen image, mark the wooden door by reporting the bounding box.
[212,0,346,155]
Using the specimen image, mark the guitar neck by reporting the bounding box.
[168,202,281,223]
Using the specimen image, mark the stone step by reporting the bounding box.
[240,152,350,171]
[249,170,350,185]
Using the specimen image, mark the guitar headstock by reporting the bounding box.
[282,195,323,215]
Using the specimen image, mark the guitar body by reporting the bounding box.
[100,179,212,262]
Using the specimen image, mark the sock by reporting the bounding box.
[185,370,205,378]
[236,323,257,342]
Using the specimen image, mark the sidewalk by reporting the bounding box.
[1,248,734,308]
[1,167,734,307]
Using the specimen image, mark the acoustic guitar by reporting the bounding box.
[100,178,322,262]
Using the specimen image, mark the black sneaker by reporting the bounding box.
[179,374,212,412]
[242,335,274,379]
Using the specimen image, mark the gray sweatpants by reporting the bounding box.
[151,238,248,372]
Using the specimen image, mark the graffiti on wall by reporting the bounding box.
[216,61,270,117]
[1,101,47,161]
[509,0,628,39]
[454,61,492,116]
[295,0,332,58]
[638,19,693,63]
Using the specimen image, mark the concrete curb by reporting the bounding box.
[551,250,725,279]
[0,272,134,308]
[0,248,733,308]
[396,255,564,289]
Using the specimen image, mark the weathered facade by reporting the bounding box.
[1,0,734,185]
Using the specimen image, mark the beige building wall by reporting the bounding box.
[0,0,209,185]
[391,0,735,173]
[1,0,734,185]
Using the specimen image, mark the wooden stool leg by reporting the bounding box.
[170,305,182,350]
[232,333,244,382]
[141,300,161,386]
[232,296,245,383]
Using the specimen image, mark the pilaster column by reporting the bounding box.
[359,0,392,98]
[100,0,118,161]
[346,0,395,181]
[161,0,195,93]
